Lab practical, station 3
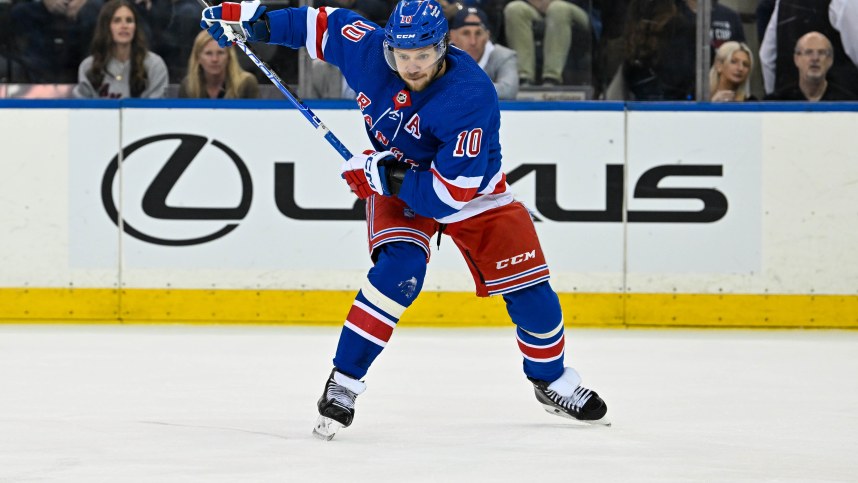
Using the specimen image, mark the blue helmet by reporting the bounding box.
[384,0,448,50]
[383,1,448,71]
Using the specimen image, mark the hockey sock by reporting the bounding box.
[503,281,565,382]
[333,242,427,379]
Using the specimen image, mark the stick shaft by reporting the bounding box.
[197,0,353,160]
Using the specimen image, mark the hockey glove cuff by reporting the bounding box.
[200,0,270,48]
[342,150,408,199]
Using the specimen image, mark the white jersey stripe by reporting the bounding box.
[434,192,515,224]
[478,169,506,195]
[516,333,564,349]
[520,320,565,339]
[485,264,549,285]
[304,7,338,60]
[304,8,319,58]
[429,161,483,189]
[344,320,387,347]
[521,352,564,363]
[432,176,469,211]
[371,226,432,244]
[487,275,551,296]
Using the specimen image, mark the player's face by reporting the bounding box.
[393,45,443,92]
[449,18,488,62]
[110,6,136,47]
[200,39,229,77]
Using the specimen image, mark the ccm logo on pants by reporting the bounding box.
[497,250,536,269]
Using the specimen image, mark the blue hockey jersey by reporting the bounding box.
[266,6,513,223]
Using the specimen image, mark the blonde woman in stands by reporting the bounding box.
[73,0,168,98]
[178,30,259,99]
[710,41,756,102]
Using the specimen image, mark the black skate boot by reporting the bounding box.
[312,368,366,441]
[529,367,610,425]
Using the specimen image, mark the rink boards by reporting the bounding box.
[0,100,856,328]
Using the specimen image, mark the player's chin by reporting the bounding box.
[405,78,430,92]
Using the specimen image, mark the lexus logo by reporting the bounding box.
[101,134,252,246]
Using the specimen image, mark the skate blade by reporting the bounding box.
[540,405,612,426]
[312,415,343,441]
[584,416,612,427]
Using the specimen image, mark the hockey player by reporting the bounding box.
[201,0,609,440]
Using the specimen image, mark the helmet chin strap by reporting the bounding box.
[429,57,447,82]
[431,38,449,82]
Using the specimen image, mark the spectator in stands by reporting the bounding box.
[178,30,258,99]
[759,0,858,97]
[0,0,26,82]
[765,31,855,101]
[149,0,201,81]
[503,0,590,86]
[755,0,775,41]
[73,0,168,98]
[611,0,742,100]
[433,0,463,21]
[298,59,355,99]
[0,54,28,83]
[829,0,858,69]
[449,6,518,98]
[10,0,104,82]
[296,0,402,99]
[620,0,694,100]
[681,0,745,52]
[592,0,628,98]
[709,41,755,101]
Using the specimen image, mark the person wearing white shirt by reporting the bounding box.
[829,0,858,68]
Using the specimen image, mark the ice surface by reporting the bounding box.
[0,325,856,482]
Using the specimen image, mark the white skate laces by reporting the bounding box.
[546,367,592,411]
[546,385,594,412]
[530,367,610,425]
[328,370,366,410]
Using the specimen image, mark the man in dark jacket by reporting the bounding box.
[766,31,856,101]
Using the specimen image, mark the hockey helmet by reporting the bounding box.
[383,0,449,71]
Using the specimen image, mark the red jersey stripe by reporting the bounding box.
[489,172,507,195]
[431,169,479,202]
[315,7,329,61]
[346,304,394,342]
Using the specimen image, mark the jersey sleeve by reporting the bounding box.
[266,6,380,71]
[396,97,499,220]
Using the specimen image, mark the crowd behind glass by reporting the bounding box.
[0,0,855,101]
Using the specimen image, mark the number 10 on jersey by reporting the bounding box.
[453,128,483,157]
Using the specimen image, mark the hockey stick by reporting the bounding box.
[196,0,353,161]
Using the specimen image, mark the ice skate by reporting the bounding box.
[529,367,610,426]
[312,369,366,441]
